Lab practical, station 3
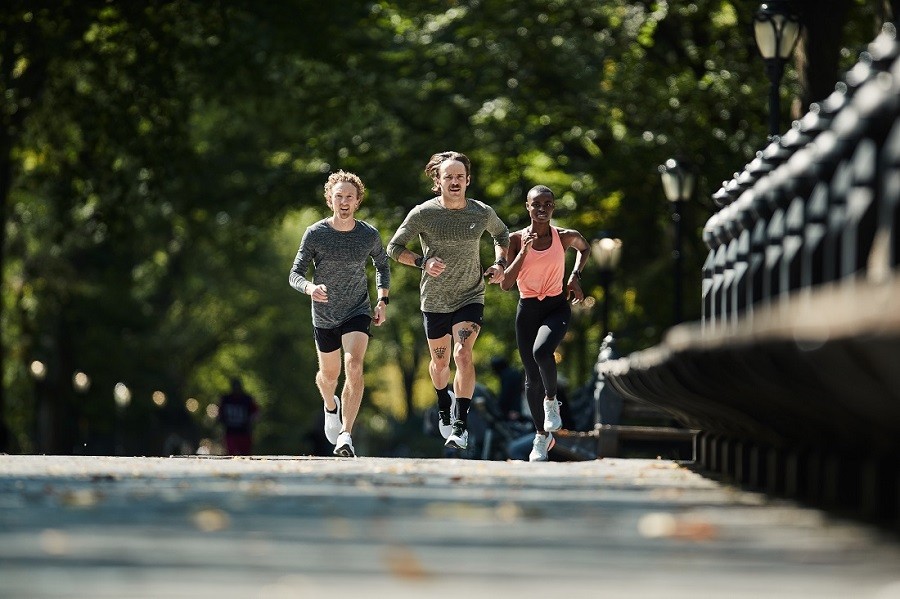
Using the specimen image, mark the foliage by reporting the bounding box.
[0,0,885,454]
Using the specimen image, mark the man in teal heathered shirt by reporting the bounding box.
[387,151,509,451]
[291,171,391,458]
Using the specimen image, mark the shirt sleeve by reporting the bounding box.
[371,230,391,290]
[289,228,315,294]
[387,207,420,260]
[486,206,510,248]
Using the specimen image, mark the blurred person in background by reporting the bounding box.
[218,378,259,456]
[490,355,524,422]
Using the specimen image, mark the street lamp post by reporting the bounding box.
[29,360,49,451]
[754,2,801,139]
[114,382,132,455]
[72,371,91,454]
[659,158,696,325]
[591,237,623,335]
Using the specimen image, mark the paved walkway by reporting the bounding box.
[1,455,899,598]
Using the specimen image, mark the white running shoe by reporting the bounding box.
[438,390,457,439]
[324,396,342,444]
[543,398,562,432]
[529,432,556,462]
[333,431,355,457]
[445,420,468,450]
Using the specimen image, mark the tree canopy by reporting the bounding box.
[1,0,886,454]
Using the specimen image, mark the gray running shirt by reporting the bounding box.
[387,198,509,313]
[290,219,390,329]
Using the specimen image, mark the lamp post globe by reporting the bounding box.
[754,2,801,138]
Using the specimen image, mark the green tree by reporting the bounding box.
[2,0,889,454]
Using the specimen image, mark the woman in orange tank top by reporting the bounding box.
[500,185,591,461]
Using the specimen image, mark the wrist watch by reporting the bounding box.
[377,297,390,305]
[414,256,425,269]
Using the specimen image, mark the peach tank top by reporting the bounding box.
[517,227,564,300]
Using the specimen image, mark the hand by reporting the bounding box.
[373,301,387,326]
[310,284,328,303]
[483,264,505,285]
[521,230,537,253]
[423,256,446,277]
[567,278,584,304]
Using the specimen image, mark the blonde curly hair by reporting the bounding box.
[323,170,366,204]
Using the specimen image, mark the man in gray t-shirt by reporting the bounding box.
[387,151,509,452]
[290,171,390,458]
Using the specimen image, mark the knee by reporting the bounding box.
[317,364,340,385]
[344,355,364,379]
[430,351,451,372]
[533,345,556,365]
[454,345,474,371]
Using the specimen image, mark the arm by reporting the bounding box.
[372,292,389,326]
[386,209,420,265]
[289,229,329,303]
[561,228,590,303]
[483,207,511,285]
[386,208,446,277]
[288,230,312,294]
[370,230,392,291]
[499,232,525,291]
[371,231,391,326]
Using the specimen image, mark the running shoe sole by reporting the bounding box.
[529,433,556,462]
[445,430,468,450]
[334,445,355,458]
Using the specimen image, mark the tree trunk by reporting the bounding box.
[0,144,9,452]
[792,0,853,116]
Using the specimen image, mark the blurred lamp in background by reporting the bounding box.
[754,1,802,138]
[72,371,91,394]
[591,236,623,335]
[659,158,696,325]
[114,382,132,409]
[30,360,47,381]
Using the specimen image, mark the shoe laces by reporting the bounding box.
[451,420,466,436]
[439,411,452,426]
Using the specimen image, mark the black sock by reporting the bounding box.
[436,386,452,412]
[456,397,472,425]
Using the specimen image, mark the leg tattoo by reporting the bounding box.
[457,324,479,345]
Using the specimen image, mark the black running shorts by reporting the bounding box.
[314,314,372,353]
[422,303,484,339]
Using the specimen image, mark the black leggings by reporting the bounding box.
[515,293,570,429]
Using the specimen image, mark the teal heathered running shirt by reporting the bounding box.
[387,198,509,313]
[290,219,390,329]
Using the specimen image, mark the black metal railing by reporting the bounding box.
[704,27,899,329]
[599,24,900,528]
